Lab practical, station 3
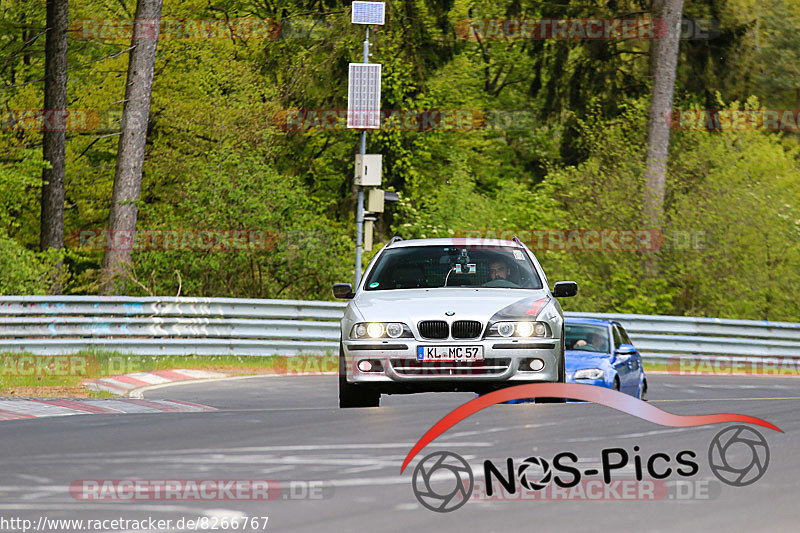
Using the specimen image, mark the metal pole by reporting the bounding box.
[354,26,370,289]
[355,187,364,288]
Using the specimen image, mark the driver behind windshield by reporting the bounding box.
[488,259,509,281]
[573,331,608,352]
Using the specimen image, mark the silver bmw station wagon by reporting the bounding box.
[332,237,577,407]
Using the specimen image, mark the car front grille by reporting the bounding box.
[418,320,449,339]
[418,320,483,339]
[451,320,482,339]
[391,358,511,377]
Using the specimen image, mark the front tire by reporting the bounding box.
[339,343,380,408]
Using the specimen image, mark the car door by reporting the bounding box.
[612,324,637,394]
[617,324,643,393]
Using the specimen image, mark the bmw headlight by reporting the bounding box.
[385,323,404,338]
[366,323,384,338]
[487,321,549,338]
[573,368,604,380]
[497,323,515,337]
[350,322,413,339]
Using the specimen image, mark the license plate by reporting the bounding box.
[417,346,484,361]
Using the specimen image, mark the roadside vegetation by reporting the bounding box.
[1,0,798,320]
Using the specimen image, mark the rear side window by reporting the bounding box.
[612,325,623,349]
[618,325,633,345]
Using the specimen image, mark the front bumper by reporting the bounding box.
[342,337,562,392]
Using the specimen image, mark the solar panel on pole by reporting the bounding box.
[347,63,381,129]
[351,2,385,25]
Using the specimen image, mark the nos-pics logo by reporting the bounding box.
[411,425,770,513]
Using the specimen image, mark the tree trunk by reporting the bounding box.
[100,0,163,294]
[40,0,68,252]
[642,0,684,229]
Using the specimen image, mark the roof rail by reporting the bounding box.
[512,235,524,247]
[386,236,403,247]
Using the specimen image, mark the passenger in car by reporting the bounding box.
[390,265,426,289]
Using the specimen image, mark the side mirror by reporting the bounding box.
[615,344,636,356]
[332,283,354,299]
[552,281,578,298]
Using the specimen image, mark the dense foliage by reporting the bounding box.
[1,0,798,320]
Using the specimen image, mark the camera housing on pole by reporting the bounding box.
[354,154,382,186]
[366,188,384,213]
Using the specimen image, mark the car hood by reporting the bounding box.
[565,350,613,372]
[352,288,552,323]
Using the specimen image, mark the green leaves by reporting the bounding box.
[0,0,797,315]
[0,229,63,295]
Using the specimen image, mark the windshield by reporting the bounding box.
[364,246,543,290]
[565,324,611,353]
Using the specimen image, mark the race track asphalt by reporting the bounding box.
[0,374,797,532]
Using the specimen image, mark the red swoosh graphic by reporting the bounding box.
[400,383,782,473]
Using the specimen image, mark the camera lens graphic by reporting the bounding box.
[517,456,552,491]
[708,425,770,487]
[411,451,474,513]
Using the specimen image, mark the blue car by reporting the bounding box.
[565,318,648,400]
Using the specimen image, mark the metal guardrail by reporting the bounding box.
[1,296,799,361]
[566,312,800,361]
[0,296,343,356]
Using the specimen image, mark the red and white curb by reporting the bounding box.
[85,369,228,396]
[0,398,215,421]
